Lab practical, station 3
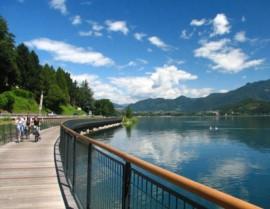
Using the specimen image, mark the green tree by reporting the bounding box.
[94,99,116,116]
[45,84,66,113]
[76,80,94,113]
[0,16,18,92]
[16,44,41,97]
[40,64,57,95]
[16,43,29,87]
[125,106,133,118]
[0,92,15,112]
[56,67,69,103]
[63,71,77,104]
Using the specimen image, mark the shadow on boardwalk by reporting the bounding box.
[54,138,78,209]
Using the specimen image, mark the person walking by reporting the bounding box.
[15,117,22,143]
[33,116,41,142]
[26,115,31,139]
[20,117,26,141]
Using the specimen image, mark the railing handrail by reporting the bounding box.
[61,123,262,209]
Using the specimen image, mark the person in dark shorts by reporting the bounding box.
[33,116,41,142]
[26,116,31,139]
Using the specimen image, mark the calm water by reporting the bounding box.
[91,116,270,208]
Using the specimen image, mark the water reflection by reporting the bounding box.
[125,126,132,138]
[91,116,270,208]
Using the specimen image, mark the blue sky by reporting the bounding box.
[1,0,269,104]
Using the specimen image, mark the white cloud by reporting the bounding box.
[219,89,229,93]
[110,65,203,100]
[91,22,103,31]
[148,36,170,51]
[190,18,207,26]
[167,57,185,65]
[71,65,214,104]
[194,39,264,73]
[117,58,148,70]
[211,13,230,36]
[180,29,192,39]
[234,31,247,42]
[136,58,148,64]
[25,38,114,67]
[49,0,67,15]
[79,31,93,36]
[71,15,82,25]
[109,131,212,169]
[134,32,146,41]
[79,21,104,37]
[200,159,249,190]
[105,20,129,35]
[71,74,134,104]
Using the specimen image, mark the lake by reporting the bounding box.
[91,116,270,208]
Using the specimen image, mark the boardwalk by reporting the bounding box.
[0,127,65,209]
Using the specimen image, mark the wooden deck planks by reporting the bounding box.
[0,127,65,209]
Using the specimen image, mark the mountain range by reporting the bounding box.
[128,79,270,112]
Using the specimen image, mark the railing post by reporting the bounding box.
[86,143,92,209]
[64,133,68,173]
[122,162,131,209]
[3,124,6,144]
[72,136,77,192]
[9,123,12,142]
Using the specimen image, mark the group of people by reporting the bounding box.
[15,116,41,143]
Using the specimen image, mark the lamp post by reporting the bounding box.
[39,91,43,116]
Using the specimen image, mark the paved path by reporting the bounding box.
[0,127,65,209]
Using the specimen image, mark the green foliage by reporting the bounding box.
[45,84,67,113]
[56,68,69,103]
[0,92,15,112]
[125,106,133,118]
[0,88,38,113]
[122,115,138,128]
[94,99,116,116]
[220,99,270,115]
[76,81,94,113]
[0,16,19,91]
[122,106,137,128]
[0,16,115,115]
[12,88,34,98]
[60,104,86,115]
[16,43,42,97]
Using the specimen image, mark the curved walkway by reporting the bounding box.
[0,127,65,209]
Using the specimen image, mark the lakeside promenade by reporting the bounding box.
[0,127,65,209]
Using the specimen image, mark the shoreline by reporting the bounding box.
[79,122,122,135]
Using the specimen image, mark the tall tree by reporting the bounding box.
[76,80,94,113]
[63,71,77,105]
[56,67,69,103]
[16,43,29,87]
[45,84,66,113]
[16,44,41,98]
[40,64,57,95]
[0,16,18,92]
[94,99,116,116]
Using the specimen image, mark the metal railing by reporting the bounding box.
[60,120,261,209]
[0,117,68,145]
[0,122,17,145]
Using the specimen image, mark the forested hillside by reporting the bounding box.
[0,16,115,115]
[130,79,270,114]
